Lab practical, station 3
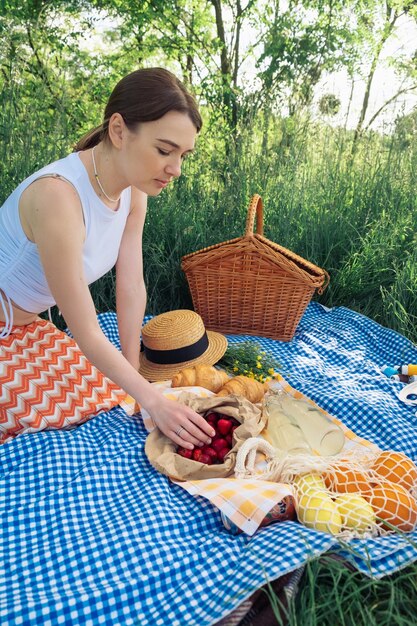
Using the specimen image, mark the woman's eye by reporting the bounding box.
[157,148,170,156]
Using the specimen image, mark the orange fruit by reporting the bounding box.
[365,481,417,532]
[370,451,417,492]
[323,466,372,494]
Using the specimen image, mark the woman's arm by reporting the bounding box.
[26,178,215,449]
[116,187,147,371]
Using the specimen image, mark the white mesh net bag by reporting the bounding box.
[235,438,417,537]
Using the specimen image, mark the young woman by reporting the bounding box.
[0,67,216,449]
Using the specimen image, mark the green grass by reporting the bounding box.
[266,554,417,626]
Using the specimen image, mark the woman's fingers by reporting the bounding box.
[189,410,216,439]
[171,428,201,450]
[171,423,206,448]
[172,414,214,448]
[151,399,216,449]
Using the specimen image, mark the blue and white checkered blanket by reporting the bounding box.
[2,303,417,625]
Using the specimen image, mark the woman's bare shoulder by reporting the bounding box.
[22,174,80,205]
[20,175,84,242]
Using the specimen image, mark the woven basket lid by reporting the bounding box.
[139,309,228,381]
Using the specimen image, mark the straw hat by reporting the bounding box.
[139,310,228,381]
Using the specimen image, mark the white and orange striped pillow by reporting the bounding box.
[0,319,126,444]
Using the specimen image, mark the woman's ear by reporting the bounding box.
[108,113,125,149]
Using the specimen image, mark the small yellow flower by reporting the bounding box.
[256,362,262,369]
[233,366,239,372]
[268,368,275,375]
[256,355,262,361]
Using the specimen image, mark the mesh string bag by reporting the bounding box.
[235,439,417,538]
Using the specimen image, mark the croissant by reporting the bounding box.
[216,375,267,404]
[171,364,229,392]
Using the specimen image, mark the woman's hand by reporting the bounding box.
[147,396,216,450]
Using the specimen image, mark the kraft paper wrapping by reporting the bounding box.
[145,393,265,481]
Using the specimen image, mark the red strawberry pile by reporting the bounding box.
[177,412,240,464]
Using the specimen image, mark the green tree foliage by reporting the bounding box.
[319,93,341,116]
[351,0,417,152]
[89,0,258,134]
[0,1,102,193]
[0,1,161,199]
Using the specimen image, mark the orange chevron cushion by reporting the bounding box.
[0,319,126,444]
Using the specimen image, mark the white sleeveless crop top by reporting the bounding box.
[0,152,131,334]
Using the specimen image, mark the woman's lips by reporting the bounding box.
[154,179,169,188]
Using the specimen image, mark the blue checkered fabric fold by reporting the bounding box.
[1,303,417,625]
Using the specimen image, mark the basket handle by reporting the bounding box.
[244,194,264,237]
[317,269,330,294]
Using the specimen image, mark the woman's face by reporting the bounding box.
[120,110,197,196]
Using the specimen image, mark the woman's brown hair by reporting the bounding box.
[74,67,202,151]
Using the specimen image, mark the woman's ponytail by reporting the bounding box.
[73,122,108,152]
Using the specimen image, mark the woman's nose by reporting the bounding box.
[165,158,182,178]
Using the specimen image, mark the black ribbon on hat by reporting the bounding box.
[140,332,209,365]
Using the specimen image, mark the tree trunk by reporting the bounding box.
[351,4,398,154]
[210,0,234,129]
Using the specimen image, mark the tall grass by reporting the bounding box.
[0,71,76,197]
[267,554,417,626]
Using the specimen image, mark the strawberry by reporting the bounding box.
[192,449,203,462]
[217,447,230,462]
[177,448,193,459]
[199,453,212,465]
[225,433,233,446]
[202,446,218,460]
[212,438,228,452]
[217,418,233,435]
[205,412,218,425]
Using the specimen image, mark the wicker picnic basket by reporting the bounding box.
[181,194,329,342]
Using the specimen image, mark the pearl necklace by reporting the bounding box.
[91,146,121,203]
